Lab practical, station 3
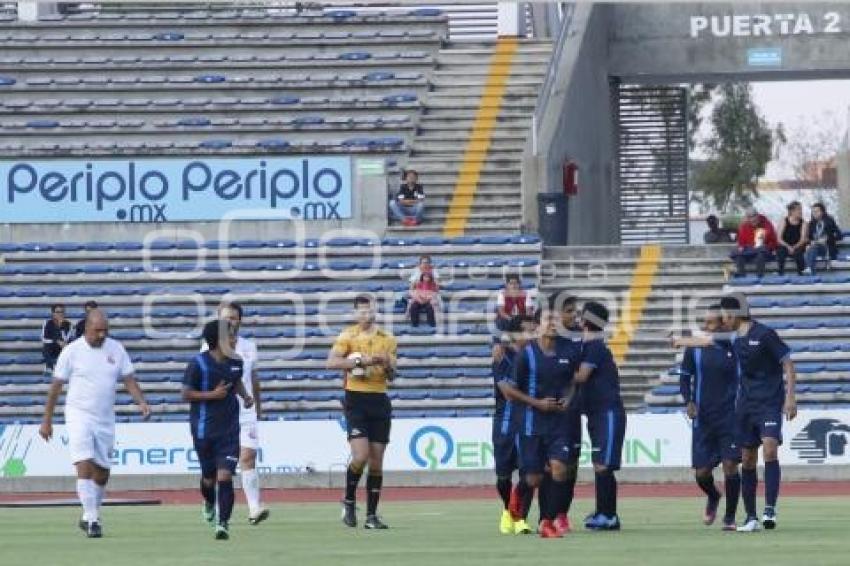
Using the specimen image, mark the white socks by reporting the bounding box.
[94,483,105,509]
[242,468,262,516]
[76,479,99,522]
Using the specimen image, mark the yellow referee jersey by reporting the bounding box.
[331,324,397,393]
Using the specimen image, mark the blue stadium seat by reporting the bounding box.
[257,139,290,150]
[198,139,232,149]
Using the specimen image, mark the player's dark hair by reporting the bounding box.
[220,301,243,320]
[582,301,609,332]
[84,300,98,310]
[419,254,432,263]
[787,200,802,213]
[353,294,373,308]
[548,289,577,311]
[505,273,521,284]
[720,294,750,320]
[203,319,233,351]
[51,303,65,313]
[812,202,827,214]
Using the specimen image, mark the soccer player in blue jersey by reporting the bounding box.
[719,294,797,532]
[492,316,536,535]
[501,301,580,538]
[183,319,254,540]
[574,301,626,531]
[549,291,584,533]
[679,304,741,531]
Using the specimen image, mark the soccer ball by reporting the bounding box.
[348,352,366,378]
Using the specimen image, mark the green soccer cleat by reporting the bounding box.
[214,523,229,540]
[202,503,215,525]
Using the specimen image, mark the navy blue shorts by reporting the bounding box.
[518,433,576,474]
[587,407,626,471]
[193,431,240,478]
[492,431,520,477]
[692,416,740,469]
[736,405,783,448]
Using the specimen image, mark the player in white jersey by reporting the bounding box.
[202,302,268,524]
[39,309,150,538]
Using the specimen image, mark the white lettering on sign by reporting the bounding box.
[690,13,843,38]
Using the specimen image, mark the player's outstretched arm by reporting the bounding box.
[39,379,63,441]
[123,375,151,421]
[783,358,798,421]
[669,335,713,349]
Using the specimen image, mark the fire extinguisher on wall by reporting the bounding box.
[563,160,579,196]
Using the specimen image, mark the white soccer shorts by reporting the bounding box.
[66,416,114,469]
[239,420,260,452]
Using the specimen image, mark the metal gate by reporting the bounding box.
[616,85,689,244]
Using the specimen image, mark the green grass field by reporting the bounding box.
[1,498,847,566]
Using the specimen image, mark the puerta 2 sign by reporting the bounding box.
[0,156,352,223]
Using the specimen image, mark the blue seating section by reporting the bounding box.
[0,236,541,420]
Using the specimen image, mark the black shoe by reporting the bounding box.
[248,509,270,526]
[364,515,389,530]
[341,499,357,528]
[86,521,102,539]
[78,519,87,533]
[215,523,230,540]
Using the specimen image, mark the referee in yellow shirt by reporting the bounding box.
[327,294,398,530]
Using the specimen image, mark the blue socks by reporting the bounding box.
[724,473,741,522]
[217,480,234,524]
[764,460,781,509]
[741,468,757,518]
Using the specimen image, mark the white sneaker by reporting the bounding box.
[737,518,761,532]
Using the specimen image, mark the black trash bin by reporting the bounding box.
[537,192,568,246]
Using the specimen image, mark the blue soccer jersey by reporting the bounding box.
[578,338,624,413]
[733,322,791,409]
[183,352,243,440]
[493,348,518,437]
[509,340,578,436]
[680,342,738,424]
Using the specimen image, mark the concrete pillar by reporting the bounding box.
[836,148,850,230]
[18,1,59,21]
[497,1,522,37]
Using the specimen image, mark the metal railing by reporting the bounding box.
[531,2,576,156]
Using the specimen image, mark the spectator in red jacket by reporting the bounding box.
[732,207,778,278]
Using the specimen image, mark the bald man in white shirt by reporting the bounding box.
[40,309,150,539]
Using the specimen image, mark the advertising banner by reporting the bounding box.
[0,156,352,223]
[1,410,847,477]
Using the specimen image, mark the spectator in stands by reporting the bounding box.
[389,170,425,226]
[42,304,72,371]
[495,274,537,331]
[409,272,439,328]
[732,207,778,278]
[74,300,99,339]
[703,215,733,244]
[805,202,844,275]
[776,201,808,276]
[408,255,441,289]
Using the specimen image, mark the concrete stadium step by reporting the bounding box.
[428,84,544,98]
[423,95,539,109]
[418,113,532,127]
[412,139,526,153]
[388,221,523,235]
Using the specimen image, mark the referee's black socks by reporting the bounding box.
[366,473,383,516]
[345,465,364,503]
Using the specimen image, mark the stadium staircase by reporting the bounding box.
[392,39,552,236]
[645,237,850,412]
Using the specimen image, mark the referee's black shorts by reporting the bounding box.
[344,391,392,444]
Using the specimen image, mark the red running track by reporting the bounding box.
[2,482,849,505]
